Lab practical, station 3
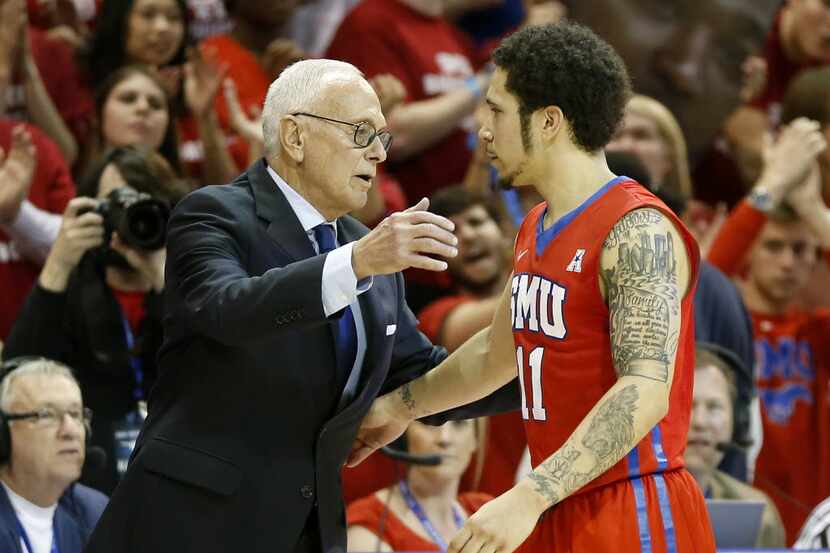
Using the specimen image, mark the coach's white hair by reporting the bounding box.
[0,359,79,412]
[262,59,365,157]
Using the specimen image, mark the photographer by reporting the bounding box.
[4,146,187,494]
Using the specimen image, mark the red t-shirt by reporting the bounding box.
[749,9,830,122]
[4,27,95,149]
[177,34,270,177]
[0,120,75,339]
[347,490,492,551]
[111,288,148,336]
[751,309,830,544]
[326,0,482,202]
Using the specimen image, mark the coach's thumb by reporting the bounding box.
[404,197,429,213]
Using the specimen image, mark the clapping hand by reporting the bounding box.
[0,125,37,224]
[184,46,229,118]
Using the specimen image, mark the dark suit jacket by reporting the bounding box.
[0,483,107,553]
[83,159,448,553]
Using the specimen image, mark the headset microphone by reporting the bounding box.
[84,446,108,470]
[379,446,442,466]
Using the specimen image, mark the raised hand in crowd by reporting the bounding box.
[38,197,105,292]
[351,197,458,279]
[184,45,237,184]
[261,38,305,82]
[110,232,166,292]
[786,162,830,248]
[184,46,228,119]
[369,73,407,116]
[754,118,828,209]
[0,125,37,224]
[223,78,264,162]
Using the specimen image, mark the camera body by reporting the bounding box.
[85,188,170,251]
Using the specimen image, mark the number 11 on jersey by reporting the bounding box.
[517,346,547,421]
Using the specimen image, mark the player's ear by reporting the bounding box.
[540,105,565,144]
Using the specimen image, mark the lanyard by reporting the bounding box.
[14,514,59,553]
[398,480,463,550]
[120,312,145,402]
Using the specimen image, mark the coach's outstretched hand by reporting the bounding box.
[351,198,458,280]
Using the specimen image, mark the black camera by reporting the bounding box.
[84,188,170,251]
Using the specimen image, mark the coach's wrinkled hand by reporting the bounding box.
[347,389,413,467]
[351,197,457,279]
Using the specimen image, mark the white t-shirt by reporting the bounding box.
[1,482,56,553]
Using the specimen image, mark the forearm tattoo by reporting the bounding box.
[529,385,640,505]
[399,383,416,413]
[603,209,680,382]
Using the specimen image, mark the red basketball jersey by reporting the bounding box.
[511,177,700,494]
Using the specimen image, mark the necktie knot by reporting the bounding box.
[314,223,337,254]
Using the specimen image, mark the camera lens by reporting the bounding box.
[126,202,167,250]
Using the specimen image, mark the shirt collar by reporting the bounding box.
[266,164,334,235]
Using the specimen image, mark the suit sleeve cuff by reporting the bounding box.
[321,242,372,317]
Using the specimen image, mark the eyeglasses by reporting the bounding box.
[292,112,393,151]
[4,406,93,430]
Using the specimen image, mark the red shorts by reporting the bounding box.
[516,469,715,553]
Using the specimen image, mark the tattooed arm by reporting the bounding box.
[347,276,518,466]
[514,207,692,512]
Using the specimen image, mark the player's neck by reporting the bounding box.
[536,149,616,231]
[779,7,811,65]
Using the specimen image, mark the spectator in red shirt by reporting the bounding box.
[707,117,830,543]
[724,1,830,185]
[347,419,492,552]
[326,0,491,202]
[1,0,84,166]
[0,121,75,341]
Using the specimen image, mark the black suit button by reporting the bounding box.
[300,484,314,499]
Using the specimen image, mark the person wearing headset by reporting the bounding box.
[0,356,107,553]
[687,344,785,548]
[347,419,491,551]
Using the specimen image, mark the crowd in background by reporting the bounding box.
[0,0,829,550]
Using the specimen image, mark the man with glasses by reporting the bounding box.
[0,357,107,553]
[85,58,461,553]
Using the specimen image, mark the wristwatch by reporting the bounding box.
[747,186,774,213]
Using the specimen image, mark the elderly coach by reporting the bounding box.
[83,59,461,553]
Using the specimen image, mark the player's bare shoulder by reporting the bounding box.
[599,207,692,383]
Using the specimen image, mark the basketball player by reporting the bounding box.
[348,23,716,553]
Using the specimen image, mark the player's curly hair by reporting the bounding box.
[492,22,632,153]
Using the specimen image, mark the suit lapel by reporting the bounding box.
[248,159,315,261]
